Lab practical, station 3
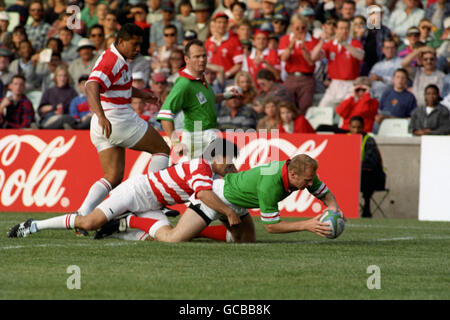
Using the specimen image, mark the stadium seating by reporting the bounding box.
[377,119,412,137]
[305,106,334,129]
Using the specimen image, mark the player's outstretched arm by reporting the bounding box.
[196,190,241,227]
[86,81,111,138]
[263,217,331,237]
[320,191,345,220]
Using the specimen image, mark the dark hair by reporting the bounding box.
[256,68,275,82]
[393,68,409,79]
[337,18,351,27]
[343,0,356,7]
[47,37,63,53]
[133,3,149,14]
[202,138,239,162]
[10,74,26,83]
[59,26,74,35]
[184,39,204,57]
[78,74,89,83]
[352,15,366,24]
[424,84,441,98]
[115,23,143,46]
[179,0,192,10]
[89,24,105,36]
[231,1,246,11]
[383,37,397,46]
[350,115,364,125]
[164,24,177,33]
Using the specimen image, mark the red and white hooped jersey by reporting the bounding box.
[147,158,214,206]
[87,44,133,112]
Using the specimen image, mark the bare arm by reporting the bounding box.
[342,42,364,61]
[263,215,331,237]
[161,119,176,142]
[196,190,241,226]
[86,81,111,138]
[310,38,326,62]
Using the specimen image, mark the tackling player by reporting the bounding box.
[78,23,170,219]
[7,139,241,241]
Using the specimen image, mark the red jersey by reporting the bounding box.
[336,93,379,132]
[322,39,364,80]
[204,32,244,72]
[278,33,319,74]
[278,115,315,134]
[243,47,281,84]
[147,158,214,206]
[87,44,133,112]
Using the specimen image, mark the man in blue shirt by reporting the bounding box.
[373,68,417,133]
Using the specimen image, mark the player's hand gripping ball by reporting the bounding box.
[320,210,345,239]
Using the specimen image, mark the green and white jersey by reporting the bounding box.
[223,160,329,224]
[156,68,217,132]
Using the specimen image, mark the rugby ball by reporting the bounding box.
[320,210,345,239]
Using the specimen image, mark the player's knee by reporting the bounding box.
[78,217,100,231]
[104,173,123,188]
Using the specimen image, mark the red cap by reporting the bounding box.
[212,12,229,21]
[151,72,167,83]
[254,29,269,38]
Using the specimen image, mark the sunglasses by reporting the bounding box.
[164,33,176,37]
[423,57,435,62]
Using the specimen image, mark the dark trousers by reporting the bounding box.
[283,75,315,115]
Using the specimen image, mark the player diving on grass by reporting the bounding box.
[7,139,242,242]
[95,154,344,242]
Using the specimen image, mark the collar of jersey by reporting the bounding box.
[281,160,291,192]
[110,43,127,62]
[179,67,207,87]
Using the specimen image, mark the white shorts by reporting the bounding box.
[90,108,148,152]
[188,179,249,223]
[97,174,163,221]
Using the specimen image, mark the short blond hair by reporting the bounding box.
[288,154,318,175]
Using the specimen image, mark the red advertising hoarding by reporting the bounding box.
[0,130,361,218]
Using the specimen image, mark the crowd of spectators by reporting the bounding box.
[0,0,448,137]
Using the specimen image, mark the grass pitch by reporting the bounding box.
[1,212,449,300]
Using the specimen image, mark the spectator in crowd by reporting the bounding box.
[103,11,118,41]
[355,0,390,27]
[335,76,378,133]
[388,0,424,41]
[132,71,147,90]
[398,26,421,59]
[149,0,183,55]
[38,65,77,129]
[251,95,265,121]
[228,1,246,32]
[36,51,63,91]
[69,39,98,93]
[59,27,78,64]
[424,0,450,31]
[6,0,28,26]
[235,19,253,43]
[25,0,51,51]
[167,48,185,86]
[0,46,13,86]
[147,0,163,26]
[218,86,257,131]
[150,71,170,106]
[182,29,197,47]
[0,74,34,128]
[131,3,151,56]
[348,115,385,218]
[369,38,403,100]
[0,11,11,44]
[410,84,450,136]
[69,74,92,129]
[249,0,286,31]
[340,0,356,20]
[129,52,151,88]
[8,39,39,92]
[95,2,108,26]
[81,0,101,29]
[151,24,183,72]
[271,13,288,40]
[278,100,315,134]
[418,18,443,50]
[256,95,280,131]
[312,18,365,109]
[374,68,417,133]
[279,13,318,115]
[442,73,450,99]
[242,29,280,85]
[131,96,153,122]
[88,24,105,54]
[6,25,28,59]
[185,0,211,42]
[176,0,196,29]
[256,68,291,102]
[44,0,67,25]
[234,70,257,105]
[47,12,85,42]
[402,46,445,108]
[205,12,244,83]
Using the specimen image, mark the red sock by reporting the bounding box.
[198,225,228,242]
[129,216,158,234]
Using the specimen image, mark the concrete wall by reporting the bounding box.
[369,136,421,219]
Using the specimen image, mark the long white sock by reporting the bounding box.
[147,153,169,173]
[109,230,149,241]
[78,178,112,216]
[33,213,77,232]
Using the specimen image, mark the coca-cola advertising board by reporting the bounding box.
[0,130,361,218]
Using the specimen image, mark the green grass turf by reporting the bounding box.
[0,212,449,300]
